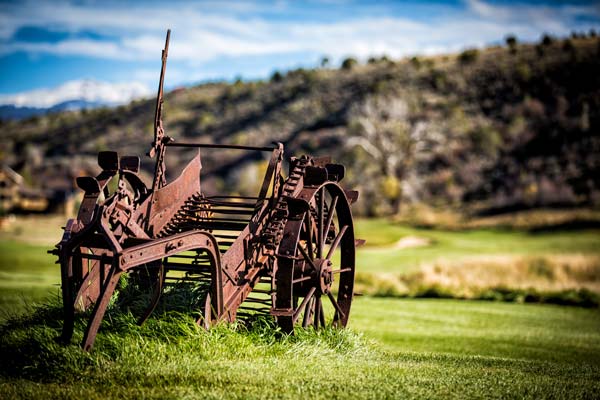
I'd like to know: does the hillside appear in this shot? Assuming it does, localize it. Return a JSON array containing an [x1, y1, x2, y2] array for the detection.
[[1, 34, 599, 217]]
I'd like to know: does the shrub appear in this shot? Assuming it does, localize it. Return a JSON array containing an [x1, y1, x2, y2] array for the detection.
[[505, 35, 517, 47], [430, 69, 447, 90], [458, 48, 479, 64], [341, 57, 358, 70], [516, 63, 532, 82], [505, 35, 518, 54], [562, 39, 575, 53], [541, 34, 554, 46], [410, 56, 421, 69], [535, 44, 545, 57], [469, 125, 502, 156], [270, 71, 283, 82]]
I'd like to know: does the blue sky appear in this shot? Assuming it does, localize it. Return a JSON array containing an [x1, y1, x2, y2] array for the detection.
[[0, 0, 599, 107]]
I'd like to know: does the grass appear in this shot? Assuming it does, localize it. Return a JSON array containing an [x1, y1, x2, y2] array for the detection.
[[0, 298, 599, 399], [0, 240, 60, 317], [1, 217, 600, 315], [1, 215, 600, 397]]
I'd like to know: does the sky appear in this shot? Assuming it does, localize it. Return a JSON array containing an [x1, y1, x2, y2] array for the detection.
[[0, 0, 599, 107]]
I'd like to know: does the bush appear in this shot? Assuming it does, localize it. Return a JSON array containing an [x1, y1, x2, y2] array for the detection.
[[469, 125, 502, 156], [563, 39, 575, 53], [505, 35, 518, 54], [270, 71, 283, 82], [505, 35, 517, 47], [535, 44, 545, 57], [341, 57, 358, 70], [430, 69, 447, 90], [410, 56, 421, 69], [458, 48, 479, 64], [541, 34, 554, 46]]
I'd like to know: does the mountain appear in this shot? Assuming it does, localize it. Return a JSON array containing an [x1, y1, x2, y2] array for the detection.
[[0, 79, 151, 120], [0, 100, 108, 120], [1, 34, 599, 217]]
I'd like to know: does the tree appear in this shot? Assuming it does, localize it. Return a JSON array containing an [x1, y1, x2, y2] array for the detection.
[[505, 35, 518, 54], [458, 49, 479, 64], [346, 95, 431, 214], [270, 71, 283, 82], [341, 57, 358, 70], [541, 34, 553, 46]]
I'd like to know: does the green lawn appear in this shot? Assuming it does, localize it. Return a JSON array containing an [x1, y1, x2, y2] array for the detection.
[[0, 240, 60, 317], [1, 298, 599, 399], [1, 219, 600, 398]]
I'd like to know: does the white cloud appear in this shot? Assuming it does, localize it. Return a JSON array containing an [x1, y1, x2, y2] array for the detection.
[[0, 79, 151, 108], [1, 0, 599, 86]]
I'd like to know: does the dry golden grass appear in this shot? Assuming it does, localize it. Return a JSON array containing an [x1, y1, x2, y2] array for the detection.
[[355, 254, 600, 305], [416, 254, 600, 296]]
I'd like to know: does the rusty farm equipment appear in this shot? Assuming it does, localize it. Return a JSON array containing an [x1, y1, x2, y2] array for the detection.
[[52, 30, 361, 351]]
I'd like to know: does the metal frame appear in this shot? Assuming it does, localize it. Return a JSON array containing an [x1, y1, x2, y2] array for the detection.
[[51, 30, 361, 350]]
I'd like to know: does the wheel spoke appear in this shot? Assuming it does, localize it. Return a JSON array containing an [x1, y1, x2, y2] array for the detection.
[[292, 275, 312, 284], [298, 244, 318, 271], [322, 195, 338, 247], [325, 225, 348, 260], [317, 188, 325, 259], [332, 267, 352, 274], [292, 287, 316, 324], [327, 291, 346, 320], [319, 300, 326, 327], [304, 211, 314, 260], [302, 295, 315, 328], [314, 296, 321, 328]]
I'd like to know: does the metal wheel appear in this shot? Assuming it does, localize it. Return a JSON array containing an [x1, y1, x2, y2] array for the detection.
[[275, 182, 355, 332]]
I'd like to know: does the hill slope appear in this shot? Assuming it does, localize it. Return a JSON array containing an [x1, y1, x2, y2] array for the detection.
[[2, 35, 599, 216]]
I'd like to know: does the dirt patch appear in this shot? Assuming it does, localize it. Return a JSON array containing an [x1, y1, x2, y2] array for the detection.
[[394, 235, 431, 249]]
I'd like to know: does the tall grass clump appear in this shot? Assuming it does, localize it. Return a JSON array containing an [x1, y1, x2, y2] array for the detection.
[[0, 297, 374, 390]]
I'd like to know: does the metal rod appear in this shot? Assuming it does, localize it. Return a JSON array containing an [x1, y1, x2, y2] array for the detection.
[[206, 195, 263, 200], [323, 195, 339, 245], [292, 287, 316, 324], [318, 188, 324, 258], [305, 212, 314, 260], [298, 245, 318, 271], [292, 275, 312, 284], [167, 142, 275, 152], [326, 225, 348, 261], [332, 267, 352, 274], [327, 291, 346, 320], [319, 300, 326, 327], [314, 297, 321, 328]]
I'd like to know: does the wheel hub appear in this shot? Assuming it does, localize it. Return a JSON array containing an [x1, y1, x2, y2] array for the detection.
[[315, 258, 333, 294]]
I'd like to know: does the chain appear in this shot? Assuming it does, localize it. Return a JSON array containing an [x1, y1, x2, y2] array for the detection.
[[261, 156, 311, 250]]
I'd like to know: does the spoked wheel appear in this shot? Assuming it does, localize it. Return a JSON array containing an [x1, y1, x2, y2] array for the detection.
[[275, 182, 355, 332]]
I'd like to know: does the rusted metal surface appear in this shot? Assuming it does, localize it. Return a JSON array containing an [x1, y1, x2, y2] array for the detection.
[[51, 30, 361, 350]]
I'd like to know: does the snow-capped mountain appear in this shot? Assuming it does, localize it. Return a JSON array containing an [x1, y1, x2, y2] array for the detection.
[[0, 79, 152, 120]]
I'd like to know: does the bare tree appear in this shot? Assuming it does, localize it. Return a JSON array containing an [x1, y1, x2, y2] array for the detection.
[[346, 94, 437, 214]]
